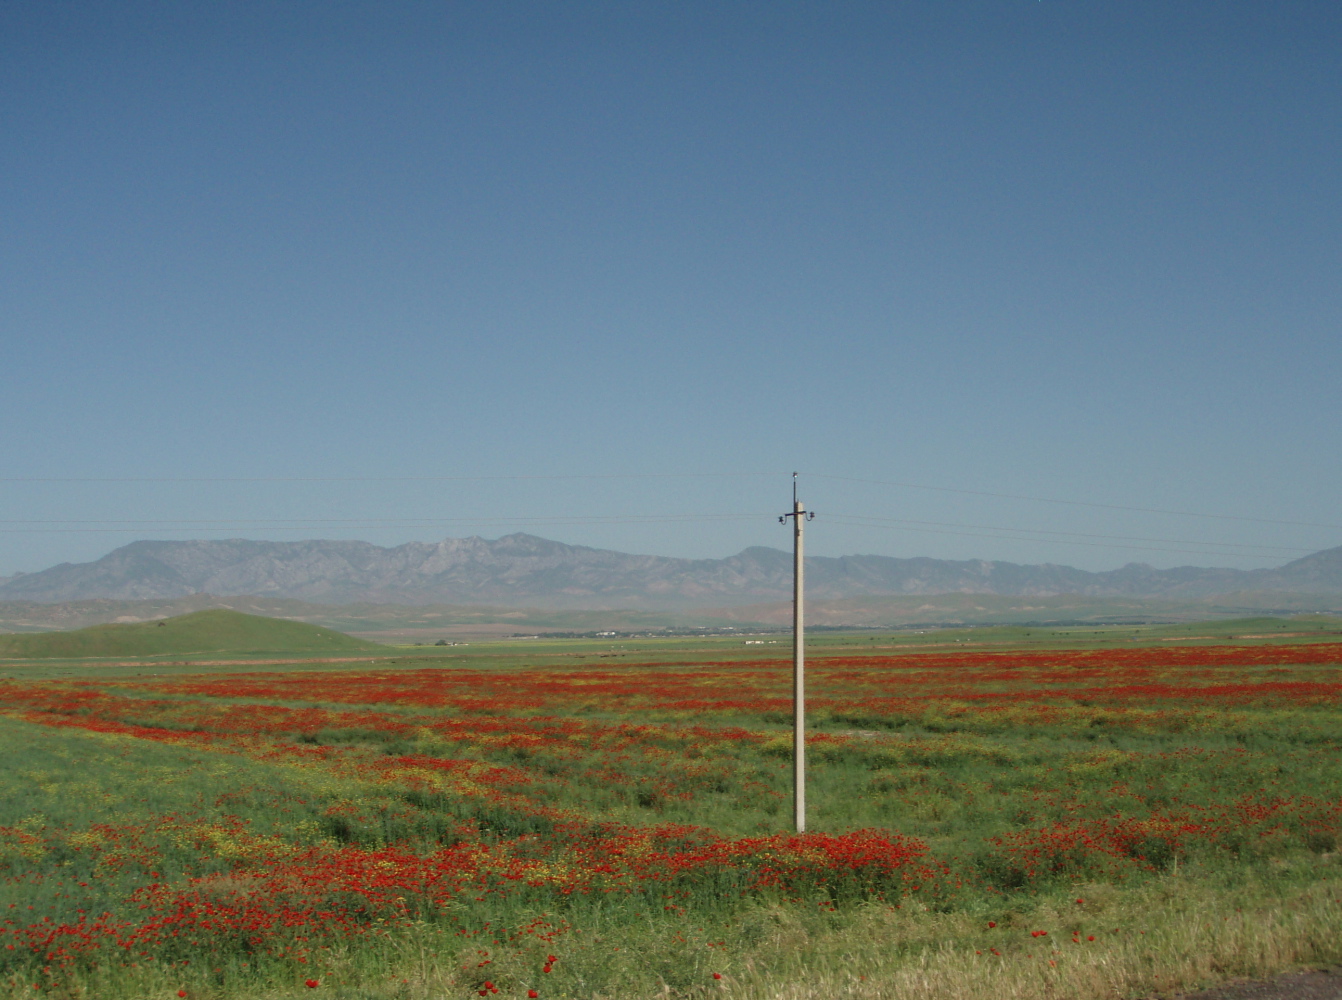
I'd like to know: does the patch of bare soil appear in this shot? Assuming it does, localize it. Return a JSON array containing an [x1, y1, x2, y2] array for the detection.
[[1178, 968, 1342, 1000]]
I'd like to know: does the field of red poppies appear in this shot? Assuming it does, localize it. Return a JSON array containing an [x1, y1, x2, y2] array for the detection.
[[2, 636, 1342, 999]]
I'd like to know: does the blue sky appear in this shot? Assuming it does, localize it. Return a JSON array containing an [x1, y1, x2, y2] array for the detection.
[[2, 1, 1339, 576]]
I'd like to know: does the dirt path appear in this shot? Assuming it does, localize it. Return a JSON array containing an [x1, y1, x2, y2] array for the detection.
[[1181, 968, 1342, 1000]]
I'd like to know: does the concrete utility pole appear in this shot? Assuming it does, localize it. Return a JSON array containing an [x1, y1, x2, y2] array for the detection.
[[780, 473, 814, 833]]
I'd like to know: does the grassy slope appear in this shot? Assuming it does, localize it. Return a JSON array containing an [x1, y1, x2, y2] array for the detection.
[[0, 596, 724, 636], [0, 594, 327, 633], [3, 615, 1337, 682], [5, 592, 1341, 638], [0, 608, 386, 659]]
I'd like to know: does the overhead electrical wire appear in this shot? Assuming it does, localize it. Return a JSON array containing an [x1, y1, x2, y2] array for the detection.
[[822, 514, 1315, 560], [805, 473, 1342, 532], [0, 471, 1332, 560], [0, 473, 777, 484], [0, 510, 1321, 562], [0, 513, 772, 533], [822, 513, 1312, 554], [0, 514, 771, 524], [5, 468, 1334, 531]]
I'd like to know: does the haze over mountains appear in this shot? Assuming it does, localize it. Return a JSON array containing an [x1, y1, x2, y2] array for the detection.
[[2, 534, 1341, 610]]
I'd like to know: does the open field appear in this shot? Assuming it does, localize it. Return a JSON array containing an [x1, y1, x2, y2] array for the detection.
[[0, 599, 726, 641], [698, 593, 1342, 629], [4, 592, 1341, 641], [2, 621, 1342, 998]]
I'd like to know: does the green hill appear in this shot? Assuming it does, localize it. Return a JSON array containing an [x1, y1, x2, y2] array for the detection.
[[0, 609, 386, 660]]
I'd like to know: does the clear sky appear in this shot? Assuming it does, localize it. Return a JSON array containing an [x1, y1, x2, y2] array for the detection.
[[2, 1, 1339, 577]]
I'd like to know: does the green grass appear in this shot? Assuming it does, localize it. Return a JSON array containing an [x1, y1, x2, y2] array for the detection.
[[4, 612, 1339, 680], [2, 627, 1342, 998], [3, 712, 1341, 999], [0, 609, 386, 660], [805, 614, 1342, 650], [0, 612, 1334, 692]]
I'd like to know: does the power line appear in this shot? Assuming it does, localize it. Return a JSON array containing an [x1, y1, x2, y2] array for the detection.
[[0, 511, 1314, 556], [0, 513, 772, 534], [0, 514, 770, 524], [1, 511, 1319, 562], [0, 472, 777, 484], [0, 471, 1332, 560], [823, 515, 1311, 560], [806, 473, 1342, 532], [5, 468, 1331, 532], [823, 512, 1314, 555]]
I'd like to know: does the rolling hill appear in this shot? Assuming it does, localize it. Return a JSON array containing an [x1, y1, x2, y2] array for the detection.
[[0, 609, 387, 659]]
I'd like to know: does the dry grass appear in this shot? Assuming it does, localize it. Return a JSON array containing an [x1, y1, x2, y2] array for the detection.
[[736, 872, 1342, 1000]]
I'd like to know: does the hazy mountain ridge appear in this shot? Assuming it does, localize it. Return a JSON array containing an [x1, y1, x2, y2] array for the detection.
[[1, 534, 1340, 608]]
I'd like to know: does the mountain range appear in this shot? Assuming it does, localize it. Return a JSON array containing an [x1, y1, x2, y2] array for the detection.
[[2, 534, 1340, 609]]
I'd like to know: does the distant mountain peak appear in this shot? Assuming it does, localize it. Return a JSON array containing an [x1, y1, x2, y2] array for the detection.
[[0, 537, 1339, 608]]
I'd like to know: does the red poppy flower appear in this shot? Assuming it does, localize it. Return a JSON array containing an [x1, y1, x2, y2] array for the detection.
[[987, 921, 996, 928], [304, 981, 319, 989], [1087, 936, 1095, 942], [713, 973, 722, 980], [529, 993, 539, 999]]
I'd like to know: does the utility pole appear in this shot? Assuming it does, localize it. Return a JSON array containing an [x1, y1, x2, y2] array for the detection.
[[780, 472, 813, 833]]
